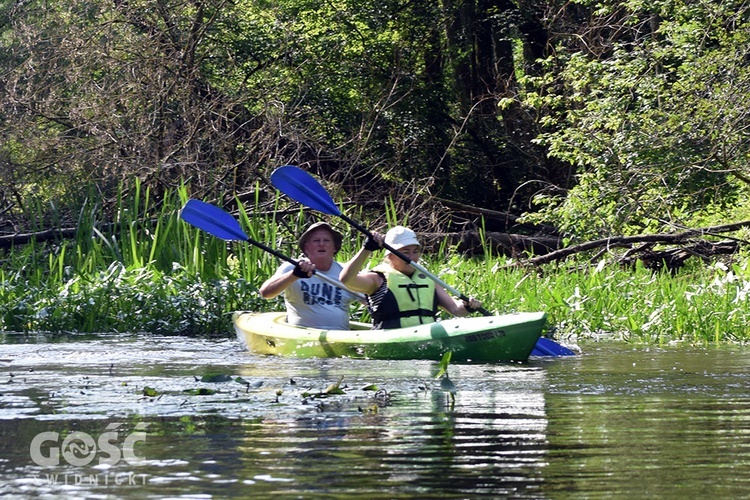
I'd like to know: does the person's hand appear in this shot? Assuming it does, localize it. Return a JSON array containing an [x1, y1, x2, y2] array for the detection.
[[363, 232, 384, 251], [463, 297, 482, 313], [292, 259, 315, 279]]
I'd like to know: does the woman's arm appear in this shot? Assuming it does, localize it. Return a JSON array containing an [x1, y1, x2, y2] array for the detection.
[[436, 286, 482, 317], [338, 247, 381, 294], [339, 233, 385, 294]]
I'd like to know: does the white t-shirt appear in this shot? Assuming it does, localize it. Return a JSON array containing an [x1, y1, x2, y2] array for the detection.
[[274, 260, 358, 330]]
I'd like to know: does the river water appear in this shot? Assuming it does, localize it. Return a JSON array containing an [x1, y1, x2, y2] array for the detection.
[[1, 333, 749, 498]]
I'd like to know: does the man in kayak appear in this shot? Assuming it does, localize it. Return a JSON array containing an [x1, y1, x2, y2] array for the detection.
[[259, 222, 361, 330], [338, 226, 482, 329]]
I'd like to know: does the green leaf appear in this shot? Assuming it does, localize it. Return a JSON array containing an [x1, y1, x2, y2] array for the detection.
[[142, 386, 158, 397], [322, 375, 345, 395], [200, 373, 233, 383], [183, 388, 218, 395], [435, 351, 452, 379]]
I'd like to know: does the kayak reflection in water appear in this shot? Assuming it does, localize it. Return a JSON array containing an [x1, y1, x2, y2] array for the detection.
[[339, 226, 482, 329], [259, 222, 360, 330]]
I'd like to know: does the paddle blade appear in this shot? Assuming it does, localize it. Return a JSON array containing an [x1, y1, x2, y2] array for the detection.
[[271, 165, 341, 216], [531, 337, 576, 356], [179, 199, 249, 242]]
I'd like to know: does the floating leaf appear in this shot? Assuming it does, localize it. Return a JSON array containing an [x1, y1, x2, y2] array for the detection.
[[200, 373, 233, 383], [361, 384, 378, 391], [323, 375, 345, 395], [183, 388, 218, 395], [142, 386, 158, 397]]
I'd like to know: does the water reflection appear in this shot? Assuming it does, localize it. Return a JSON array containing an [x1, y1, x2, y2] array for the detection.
[[0, 334, 552, 497], [2, 335, 750, 498], [245, 366, 550, 497], [542, 346, 750, 498]]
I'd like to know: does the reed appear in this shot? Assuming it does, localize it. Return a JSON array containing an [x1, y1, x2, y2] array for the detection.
[[1, 184, 261, 334], [427, 250, 750, 345], [2, 183, 750, 345]]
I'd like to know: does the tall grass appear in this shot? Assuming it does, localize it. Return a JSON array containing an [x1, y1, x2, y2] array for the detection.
[[2, 182, 750, 344], [0, 183, 264, 334], [432, 251, 750, 345]]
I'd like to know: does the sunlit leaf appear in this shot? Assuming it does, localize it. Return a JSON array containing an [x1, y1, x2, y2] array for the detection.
[[142, 386, 158, 397], [323, 375, 345, 395], [435, 351, 452, 379]]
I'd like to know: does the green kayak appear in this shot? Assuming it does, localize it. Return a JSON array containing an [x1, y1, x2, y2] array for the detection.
[[233, 311, 546, 362]]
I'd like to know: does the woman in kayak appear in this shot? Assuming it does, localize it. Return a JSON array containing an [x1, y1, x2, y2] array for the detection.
[[259, 222, 361, 330], [339, 226, 482, 329]]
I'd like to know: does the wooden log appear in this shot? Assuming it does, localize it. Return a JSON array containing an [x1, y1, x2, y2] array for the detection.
[[0, 228, 79, 248], [516, 221, 750, 266]]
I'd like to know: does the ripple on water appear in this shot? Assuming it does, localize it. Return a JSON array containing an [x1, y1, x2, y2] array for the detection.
[[2, 336, 750, 498]]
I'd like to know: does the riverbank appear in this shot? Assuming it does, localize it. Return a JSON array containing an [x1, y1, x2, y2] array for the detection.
[[2, 190, 749, 343]]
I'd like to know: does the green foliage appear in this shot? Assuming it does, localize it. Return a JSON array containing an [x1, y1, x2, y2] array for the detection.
[[4, 0, 749, 241], [447, 253, 750, 345], [0, 0, 547, 228], [0, 182, 268, 334], [2, 180, 750, 344], [522, 0, 750, 240]]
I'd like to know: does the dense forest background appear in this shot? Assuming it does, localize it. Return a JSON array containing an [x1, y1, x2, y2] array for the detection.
[[2, 0, 750, 248]]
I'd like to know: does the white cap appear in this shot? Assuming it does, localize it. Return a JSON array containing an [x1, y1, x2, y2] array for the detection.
[[384, 226, 420, 254]]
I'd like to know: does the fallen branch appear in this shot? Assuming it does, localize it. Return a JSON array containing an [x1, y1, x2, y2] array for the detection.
[[0, 228, 78, 248], [620, 240, 739, 272], [514, 220, 750, 267]]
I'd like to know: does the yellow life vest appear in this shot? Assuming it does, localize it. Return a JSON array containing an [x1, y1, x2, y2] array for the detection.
[[370, 264, 438, 329]]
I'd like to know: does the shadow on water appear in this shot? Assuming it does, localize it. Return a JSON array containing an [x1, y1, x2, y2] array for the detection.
[[1, 333, 750, 498]]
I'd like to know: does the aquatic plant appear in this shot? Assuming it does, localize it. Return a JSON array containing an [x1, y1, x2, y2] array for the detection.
[[431, 251, 750, 345], [2, 181, 750, 345]]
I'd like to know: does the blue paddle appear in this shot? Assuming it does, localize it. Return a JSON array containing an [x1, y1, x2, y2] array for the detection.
[[179, 199, 365, 300], [270, 165, 575, 356]]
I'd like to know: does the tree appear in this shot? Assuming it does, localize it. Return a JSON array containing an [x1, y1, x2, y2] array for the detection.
[[0, 0, 291, 225], [521, 0, 750, 241]]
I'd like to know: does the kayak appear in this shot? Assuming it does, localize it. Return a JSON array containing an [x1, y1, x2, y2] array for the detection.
[[233, 311, 546, 362]]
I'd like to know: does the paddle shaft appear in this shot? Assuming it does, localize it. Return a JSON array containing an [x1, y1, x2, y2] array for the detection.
[[338, 212, 492, 316]]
